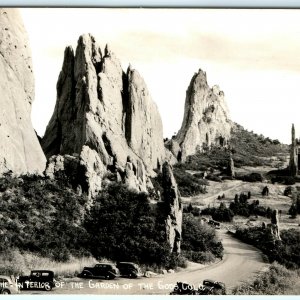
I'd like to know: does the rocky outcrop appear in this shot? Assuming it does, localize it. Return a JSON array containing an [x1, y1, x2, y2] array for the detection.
[[0, 8, 46, 175], [42, 34, 165, 195], [227, 151, 235, 177], [169, 69, 231, 162], [267, 209, 281, 241], [289, 123, 298, 176], [162, 162, 182, 253]]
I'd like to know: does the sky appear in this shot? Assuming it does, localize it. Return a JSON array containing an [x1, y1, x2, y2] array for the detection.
[[20, 8, 300, 144]]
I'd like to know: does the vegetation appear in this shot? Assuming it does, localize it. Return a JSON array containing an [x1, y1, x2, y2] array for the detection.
[[201, 202, 234, 222], [181, 213, 223, 263], [177, 123, 287, 172], [0, 250, 96, 277], [235, 227, 300, 269], [229, 195, 272, 218], [172, 166, 208, 197], [178, 146, 230, 171], [233, 262, 300, 295], [288, 190, 300, 218], [230, 123, 288, 168], [84, 182, 181, 268], [0, 173, 89, 262], [201, 193, 272, 221]]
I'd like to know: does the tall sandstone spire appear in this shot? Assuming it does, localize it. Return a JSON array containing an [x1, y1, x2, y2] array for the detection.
[[0, 8, 46, 175], [167, 69, 231, 162], [289, 123, 298, 176], [42, 34, 166, 197]]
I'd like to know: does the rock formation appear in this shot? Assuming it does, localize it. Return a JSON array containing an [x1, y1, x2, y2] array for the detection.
[[42, 34, 165, 196], [162, 162, 182, 253], [268, 209, 281, 240], [168, 69, 231, 162], [0, 8, 46, 175], [226, 151, 235, 177], [289, 123, 298, 176]]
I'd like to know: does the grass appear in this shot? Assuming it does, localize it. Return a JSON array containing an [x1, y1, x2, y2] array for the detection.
[[0, 249, 97, 277], [232, 262, 300, 295]]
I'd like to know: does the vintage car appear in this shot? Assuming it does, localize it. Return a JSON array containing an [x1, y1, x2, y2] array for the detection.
[[0, 275, 19, 294], [170, 280, 226, 295], [18, 270, 55, 291], [116, 262, 142, 278], [170, 282, 197, 295], [79, 263, 118, 279], [199, 279, 226, 295]]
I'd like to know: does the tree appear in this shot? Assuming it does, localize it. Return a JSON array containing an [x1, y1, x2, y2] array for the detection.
[[289, 204, 297, 219]]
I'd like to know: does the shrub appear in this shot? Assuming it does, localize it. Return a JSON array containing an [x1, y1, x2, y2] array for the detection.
[[233, 262, 300, 295], [181, 214, 223, 262], [0, 174, 89, 261], [84, 182, 182, 268], [235, 227, 300, 269], [183, 203, 200, 216], [236, 173, 263, 182], [284, 186, 292, 196], [289, 204, 297, 218], [201, 204, 234, 222], [172, 167, 208, 197]]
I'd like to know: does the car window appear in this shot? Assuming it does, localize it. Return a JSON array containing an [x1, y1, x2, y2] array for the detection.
[[96, 264, 105, 268], [41, 273, 50, 276], [0, 278, 8, 287]]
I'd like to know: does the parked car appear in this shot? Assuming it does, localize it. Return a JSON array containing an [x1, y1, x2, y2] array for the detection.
[[18, 270, 55, 291], [170, 282, 197, 295], [170, 280, 226, 295], [116, 262, 141, 278], [199, 279, 226, 295], [208, 219, 221, 229], [0, 275, 19, 294], [79, 263, 118, 279]]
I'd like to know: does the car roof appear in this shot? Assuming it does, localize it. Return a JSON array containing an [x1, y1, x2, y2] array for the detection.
[[31, 270, 54, 273], [0, 275, 13, 280], [96, 263, 115, 266]]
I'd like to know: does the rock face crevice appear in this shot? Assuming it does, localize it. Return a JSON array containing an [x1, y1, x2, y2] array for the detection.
[[42, 34, 166, 197], [167, 69, 232, 162], [0, 8, 46, 175]]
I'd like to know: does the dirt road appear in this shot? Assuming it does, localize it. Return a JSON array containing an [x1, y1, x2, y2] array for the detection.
[[22, 230, 268, 295]]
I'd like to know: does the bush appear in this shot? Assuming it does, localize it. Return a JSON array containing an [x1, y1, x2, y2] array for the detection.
[[236, 173, 263, 182], [201, 203, 234, 222], [284, 186, 292, 196], [235, 227, 300, 269], [0, 174, 89, 261], [233, 262, 300, 295], [84, 182, 183, 268], [230, 123, 288, 168], [181, 214, 223, 262], [183, 203, 200, 216], [172, 167, 208, 197]]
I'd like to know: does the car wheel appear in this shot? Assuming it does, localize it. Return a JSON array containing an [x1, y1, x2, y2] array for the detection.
[[44, 283, 52, 291], [1, 289, 11, 295], [82, 271, 89, 278]]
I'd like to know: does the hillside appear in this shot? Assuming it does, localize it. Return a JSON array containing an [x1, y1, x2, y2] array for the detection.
[[177, 123, 288, 172]]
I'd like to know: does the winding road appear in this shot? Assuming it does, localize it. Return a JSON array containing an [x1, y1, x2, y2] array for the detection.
[[23, 230, 268, 295]]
